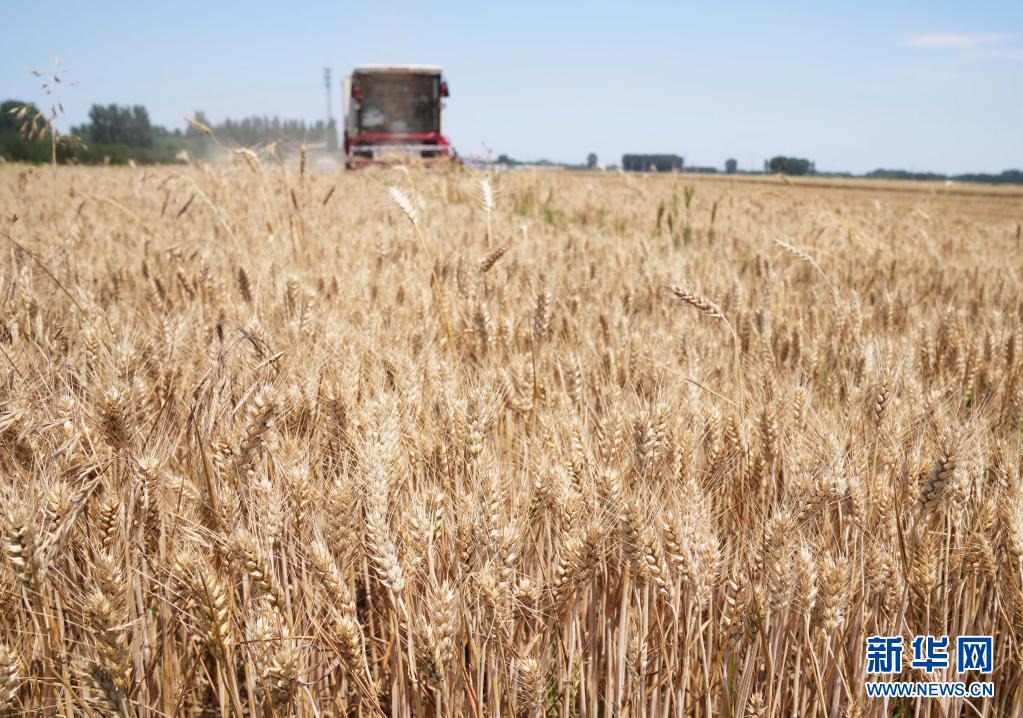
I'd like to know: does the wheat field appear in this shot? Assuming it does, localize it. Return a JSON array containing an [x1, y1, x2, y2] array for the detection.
[[0, 159, 1021, 717]]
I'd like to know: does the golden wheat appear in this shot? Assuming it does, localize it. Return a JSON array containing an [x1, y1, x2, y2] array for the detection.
[[0, 159, 1020, 717]]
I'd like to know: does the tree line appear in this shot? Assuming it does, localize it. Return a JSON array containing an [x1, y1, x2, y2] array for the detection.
[[187, 112, 337, 149], [866, 168, 1023, 185], [617, 152, 1022, 184], [2, 100, 337, 165], [619, 155, 814, 175]]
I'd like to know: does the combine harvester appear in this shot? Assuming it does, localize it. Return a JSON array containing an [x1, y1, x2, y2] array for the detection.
[[343, 64, 455, 168]]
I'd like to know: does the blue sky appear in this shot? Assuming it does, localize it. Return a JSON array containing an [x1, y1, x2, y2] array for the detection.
[[3, 1, 1021, 173]]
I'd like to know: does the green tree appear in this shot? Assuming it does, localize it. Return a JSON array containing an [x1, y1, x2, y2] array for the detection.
[[0, 100, 34, 133], [767, 156, 814, 176], [78, 104, 154, 148], [0, 100, 51, 162], [587, 152, 598, 169], [622, 154, 683, 172], [725, 158, 738, 174]]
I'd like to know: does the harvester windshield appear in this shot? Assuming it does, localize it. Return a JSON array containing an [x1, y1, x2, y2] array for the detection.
[[356, 72, 440, 135]]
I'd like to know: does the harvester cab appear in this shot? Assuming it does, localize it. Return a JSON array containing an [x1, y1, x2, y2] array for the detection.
[[343, 64, 454, 168]]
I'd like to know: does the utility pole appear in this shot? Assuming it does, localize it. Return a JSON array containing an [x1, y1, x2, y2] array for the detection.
[[323, 67, 332, 123], [324, 67, 337, 150]]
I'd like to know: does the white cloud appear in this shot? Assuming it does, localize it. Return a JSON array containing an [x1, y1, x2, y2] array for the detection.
[[903, 33, 1007, 49], [977, 48, 1023, 61]]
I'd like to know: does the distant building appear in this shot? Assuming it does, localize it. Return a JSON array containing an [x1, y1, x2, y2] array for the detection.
[[622, 154, 683, 172]]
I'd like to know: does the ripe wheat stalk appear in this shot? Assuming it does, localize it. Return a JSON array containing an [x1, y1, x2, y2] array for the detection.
[[0, 158, 1020, 717]]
